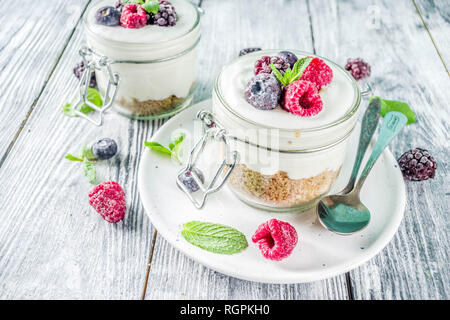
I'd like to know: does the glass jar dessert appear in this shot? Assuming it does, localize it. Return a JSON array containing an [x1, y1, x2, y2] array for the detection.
[[80, 0, 201, 121], [178, 50, 361, 212]]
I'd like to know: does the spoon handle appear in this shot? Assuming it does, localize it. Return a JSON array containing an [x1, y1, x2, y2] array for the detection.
[[354, 111, 408, 191], [342, 98, 381, 194]]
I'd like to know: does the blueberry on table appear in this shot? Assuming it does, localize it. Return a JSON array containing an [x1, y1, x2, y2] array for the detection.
[[95, 6, 121, 26], [92, 138, 118, 160], [180, 168, 205, 193]]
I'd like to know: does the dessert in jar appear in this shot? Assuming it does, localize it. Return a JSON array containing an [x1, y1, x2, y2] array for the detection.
[[195, 49, 361, 212], [83, 0, 201, 119]]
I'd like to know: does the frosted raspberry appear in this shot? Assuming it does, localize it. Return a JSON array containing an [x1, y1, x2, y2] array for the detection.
[[252, 219, 298, 261], [345, 58, 371, 81], [89, 181, 126, 223], [300, 57, 333, 90], [282, 80, 323, 117], [254, 56, 289, 75], [120, 4, 147, 29]]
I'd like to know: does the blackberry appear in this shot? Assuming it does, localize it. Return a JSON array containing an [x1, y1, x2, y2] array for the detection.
[[398, 148, 436, 181], [73, 61, 97, 88], [244, 73, 282, 110], [239, 47, 262, 57], [345, 58, 371, 81], [254, 55, 289, 75], [149, 0, 177, 26], [95, 6, 121, 26], [276, 51, 298, 69], [92, 138, 118, 160], [180, 168, 204, 192], [115, 0, 123, 12]]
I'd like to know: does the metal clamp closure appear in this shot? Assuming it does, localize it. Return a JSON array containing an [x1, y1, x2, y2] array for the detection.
[[176, 110, 239, 209], [73, 46, 120, 126]]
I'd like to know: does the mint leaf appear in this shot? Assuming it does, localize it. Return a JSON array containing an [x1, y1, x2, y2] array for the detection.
[[289, 57, 312, 83], [63, 88, 103, 117], [181, 221, 248, 254], [83, 159, 96, 184], [370, 96, 416, 125], [123, 0, 144, 4], [142, 0, 160, 14], [144, 141, 172, 155], [65, 153, 83, 162], [270, 63, 287, 86]]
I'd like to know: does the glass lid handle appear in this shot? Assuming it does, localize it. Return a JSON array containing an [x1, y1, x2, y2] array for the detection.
[[176, 110, 240, 209], [72, 46, 120, 126]]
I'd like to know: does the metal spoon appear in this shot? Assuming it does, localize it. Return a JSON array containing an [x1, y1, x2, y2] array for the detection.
[[317, 111, 408, 235]]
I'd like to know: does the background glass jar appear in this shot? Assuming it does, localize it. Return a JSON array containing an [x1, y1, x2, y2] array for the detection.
[[186, 50, 362, 212], [82, 0, 201, 121]]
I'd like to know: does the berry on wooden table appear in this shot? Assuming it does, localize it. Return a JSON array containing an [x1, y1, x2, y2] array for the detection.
[[92, 138, 118, 160], [345, 58, 371, 81], [89, 181, 126, 223], [398, 148, 436, 181]]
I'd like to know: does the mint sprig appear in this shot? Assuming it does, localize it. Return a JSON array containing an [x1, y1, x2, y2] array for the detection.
[[181, 221, 248, 254], [142, 0, 160, 14], [145, 132, 186, 164], [65, 145, 98, 184], [271, 57, 313, 86], [369, 96, 416, 125], [122, 0, 144, 4], [63, 88, 103, 118]]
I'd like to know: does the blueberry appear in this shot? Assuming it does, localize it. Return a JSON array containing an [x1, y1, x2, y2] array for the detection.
[[95, 6, 121, 26], [92, 138, 118, 160], [179, 168, 204, 193], [276, 51, 298, 69], [244, 73, 282, 110]]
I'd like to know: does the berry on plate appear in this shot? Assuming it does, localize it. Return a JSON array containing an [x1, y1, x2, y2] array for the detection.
[[252, 219, 298, 261], [92, 138, 118, 160], [276, 51, 298, 69], [244, 73, 282, 110], [282, 80, 323, 117], [89, 181, 126, 223], [179, 168, 205, 193], [239, 47, 262, 56], [398, 148, 436, 181], [300, 57, 333, 90], [345, 58, 371, 81], [95, 6, 121, 26], [254, 56, 289, 75], [120, 3, 147, 28]]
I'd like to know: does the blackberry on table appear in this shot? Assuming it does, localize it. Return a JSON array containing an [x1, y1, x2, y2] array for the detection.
[[239, 47, 262, 56], [244, 73, 282, 110], [398, 148, 436, 181], [345, 58, 371, 81], [73, 61, 97, 88]]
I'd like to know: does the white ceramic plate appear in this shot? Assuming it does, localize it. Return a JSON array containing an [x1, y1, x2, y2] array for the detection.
[[138, 100, 406, 283]]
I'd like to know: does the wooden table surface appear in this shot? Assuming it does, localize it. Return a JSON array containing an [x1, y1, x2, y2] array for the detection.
[[0, 0, 448, 300]]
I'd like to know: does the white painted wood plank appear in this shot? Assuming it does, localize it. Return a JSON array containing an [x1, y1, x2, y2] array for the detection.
[[144, 0, 349, 300], [0, 0, 90, 164], [414, 0, 450, 70], [308, 0, 449, 299], [0, 22, 156, 299]]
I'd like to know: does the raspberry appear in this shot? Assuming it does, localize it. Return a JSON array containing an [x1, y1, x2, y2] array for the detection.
[[89, 181, 126, 223], [276, 51, 298, 69], [148, 0, 177, 26], [398, 148, 436, 181], [254, 56, 289, 75], [239, 47, 262, 56], [345, 58, 371, 81], [244, 73, 282, 110], [120, 4, 147, 29], [73, 61, 96, 87], [300, 57, 333, 90], [252, 219, 298, 261], [282, 80, 323, 117], [95, 6, 121, 26], [179, 168, 205, 193]]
